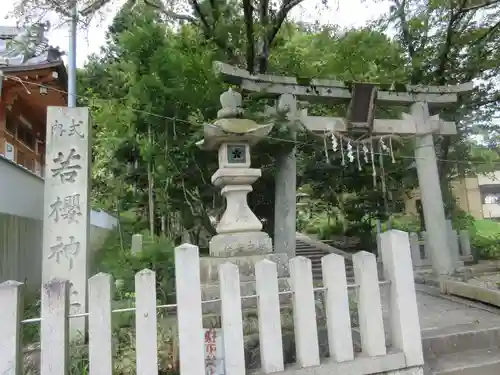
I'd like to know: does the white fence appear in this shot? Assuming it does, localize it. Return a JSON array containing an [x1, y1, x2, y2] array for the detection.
[[408, 227, 472, 268], [0, 230, 423, 375]]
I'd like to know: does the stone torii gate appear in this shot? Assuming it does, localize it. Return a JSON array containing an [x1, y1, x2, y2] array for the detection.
[[214, 61, 473, 276]]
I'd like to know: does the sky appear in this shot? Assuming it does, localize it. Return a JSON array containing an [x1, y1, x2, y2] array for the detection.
[[0, 0, 390, 68]]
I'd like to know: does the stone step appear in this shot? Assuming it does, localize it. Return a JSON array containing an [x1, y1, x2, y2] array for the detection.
[[296, 254, 326, 260], [296, 249, 326, 255], [422, 325, 500, 359], [425, 347, 500, 375]]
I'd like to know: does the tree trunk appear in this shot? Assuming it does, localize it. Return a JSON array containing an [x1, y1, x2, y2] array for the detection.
[[148, 124, 155, 237]]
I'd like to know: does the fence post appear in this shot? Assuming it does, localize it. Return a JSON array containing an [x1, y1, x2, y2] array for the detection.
[[352, 251, 386, 357], [256, 259, 284, 373], [380, 230, 424, 367], [175, 243, 205, 375], [290, 256, 320, 368], [0, 281, 24, 375], [322, 254, 354, 362], [41, 279, 69, 375], [219, 262, 245, 374], [135, 269, 158, 375], [89, 273, 113, 375]]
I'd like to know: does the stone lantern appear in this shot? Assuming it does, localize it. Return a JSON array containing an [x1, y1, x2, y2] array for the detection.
[[198, 88, 274, 256], [197, 89, 290, 316]]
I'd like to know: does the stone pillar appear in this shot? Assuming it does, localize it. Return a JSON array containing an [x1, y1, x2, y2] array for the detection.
[[273, 94, 298, 258], [274, 148, 297, 257], [412, 102, 454, 276], [42, 107, 91, 338]]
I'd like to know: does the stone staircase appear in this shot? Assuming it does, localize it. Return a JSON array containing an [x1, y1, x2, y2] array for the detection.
[[422, 326, 500, 375], [417, 285, 500, 375], [295, 237, 353, 281]]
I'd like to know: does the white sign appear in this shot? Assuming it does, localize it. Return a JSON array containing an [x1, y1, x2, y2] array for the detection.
[[4, 142, 14, 160], [204, 328, 224, 375]]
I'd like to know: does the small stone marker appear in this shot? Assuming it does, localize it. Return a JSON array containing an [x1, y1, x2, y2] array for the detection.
[[131, 234, 143, 255], [459, 230, 472, 258], [409, 232, 422, 267], [42, 107, 91, 338], [204, 328, 224, 375], [446, 220, 461, 266]]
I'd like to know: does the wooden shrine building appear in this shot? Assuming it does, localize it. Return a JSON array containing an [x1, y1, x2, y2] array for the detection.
[[0, 24, 67, 176]]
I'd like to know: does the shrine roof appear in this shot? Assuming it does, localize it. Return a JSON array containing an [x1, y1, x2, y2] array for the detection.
[[0, 25, 67, 90], [0, 24, 66, 73]]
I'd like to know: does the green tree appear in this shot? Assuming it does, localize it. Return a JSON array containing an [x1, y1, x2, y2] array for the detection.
[[383, 0, 500, 212]]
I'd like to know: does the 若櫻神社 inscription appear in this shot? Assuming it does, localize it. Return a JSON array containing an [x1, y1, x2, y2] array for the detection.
[[48, 193, 83, 223], [51, 149, 82, 183], [42, 107, 91, 337], [48, 236, 81, 270]]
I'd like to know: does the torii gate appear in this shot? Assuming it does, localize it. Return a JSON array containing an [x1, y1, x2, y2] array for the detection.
[[214, 61, 473, 276]]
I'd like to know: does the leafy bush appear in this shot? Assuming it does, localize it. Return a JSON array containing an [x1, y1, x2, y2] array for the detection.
[[471, 219, 500, 259], [93, 230, 176, 304], [303, 212, 345, 239], [385, 214, 421, 233]]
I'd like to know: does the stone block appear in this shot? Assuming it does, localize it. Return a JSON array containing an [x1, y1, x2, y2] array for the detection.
[[441, 280, 500, 308], [200, 252, 289, 284], [209, 231, 272, 256]]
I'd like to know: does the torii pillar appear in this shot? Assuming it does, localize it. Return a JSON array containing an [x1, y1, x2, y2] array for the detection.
[[272, 94, 300, 259], [411, 102, 454, 275]]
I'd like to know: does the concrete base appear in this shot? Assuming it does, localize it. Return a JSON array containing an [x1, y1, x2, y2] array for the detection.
[[209, 231, 272, 256], [199, 252, 289, 284]]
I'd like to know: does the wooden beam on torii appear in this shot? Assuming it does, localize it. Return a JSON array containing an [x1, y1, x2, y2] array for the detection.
[[213, 61, 474, 276]]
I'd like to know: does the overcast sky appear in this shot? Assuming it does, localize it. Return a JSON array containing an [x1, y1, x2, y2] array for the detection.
[[0, 0, 390, 68]]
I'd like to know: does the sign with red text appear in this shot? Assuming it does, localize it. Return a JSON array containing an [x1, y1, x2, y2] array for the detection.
[[204, 328, 224, 375]]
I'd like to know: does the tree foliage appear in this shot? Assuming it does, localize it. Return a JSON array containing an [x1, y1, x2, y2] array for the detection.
[[13, 0, 500, 241]]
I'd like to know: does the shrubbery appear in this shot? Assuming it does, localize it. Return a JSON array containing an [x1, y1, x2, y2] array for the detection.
[[470, 219, 500, 259], [93, 229, 176, 304]]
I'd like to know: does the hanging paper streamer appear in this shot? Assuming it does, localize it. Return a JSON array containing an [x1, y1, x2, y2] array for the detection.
[[362, 143, 369, 163], [371, 141, 376, 187], [356, 144, 362, 171], [347, 141, 354, 163], [379, 137, 389, 153], [323, 130, 330, 163], [322, 128, 399, 171], [340, 137, 345, 166], [331, 132, 338, 152], [379, 142, 387, 194], [389, 137, 396, 163]]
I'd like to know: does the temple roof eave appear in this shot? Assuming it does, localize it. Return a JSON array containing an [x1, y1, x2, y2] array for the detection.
[[1, 60, 67, 86]]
